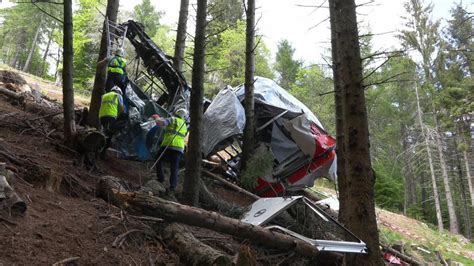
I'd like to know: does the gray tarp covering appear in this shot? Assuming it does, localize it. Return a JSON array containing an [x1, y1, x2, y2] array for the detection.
[[202, 87, 245, 156], [234, 77, 323, 129]]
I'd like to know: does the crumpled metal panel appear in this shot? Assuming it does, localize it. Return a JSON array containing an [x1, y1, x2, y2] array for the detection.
[[241, 196, 303, 226], [241, 196, 368, 254]]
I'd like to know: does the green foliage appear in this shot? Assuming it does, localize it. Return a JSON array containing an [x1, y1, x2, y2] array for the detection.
[[407, 205, 424, 220], [206, 21, 274, 93], [152, 24, 175, 55], [289, 65, 335, 134], [239, 146, 275, 190], [133, 0, 163, 38], [72, 0, 101, 90], [207, 0, 244, 47], [373, 161, 404, 211], [274, 39, 302, 89], [0, 2, 61, 76]]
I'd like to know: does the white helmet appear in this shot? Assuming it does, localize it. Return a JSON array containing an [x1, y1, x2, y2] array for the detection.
[[115, 47, 125, 57], [175, 108, 188, 118], [111, 86, 122, 95]]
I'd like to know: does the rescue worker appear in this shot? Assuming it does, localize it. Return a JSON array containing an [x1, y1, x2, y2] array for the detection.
[[99, 86, 125, 157], [152, 108, 188, 193], [105, 48, 128, 94]]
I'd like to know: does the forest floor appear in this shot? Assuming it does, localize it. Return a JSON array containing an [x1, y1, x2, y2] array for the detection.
[[0, 67, 473, 265]]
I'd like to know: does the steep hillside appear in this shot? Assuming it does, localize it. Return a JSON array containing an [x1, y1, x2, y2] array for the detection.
[[1, 67, 473, 265]]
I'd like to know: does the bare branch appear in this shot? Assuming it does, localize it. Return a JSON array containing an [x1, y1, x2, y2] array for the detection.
[[363, 72, 411, 88], [31, 2, 64, 24], [309, 16, 330, 30]]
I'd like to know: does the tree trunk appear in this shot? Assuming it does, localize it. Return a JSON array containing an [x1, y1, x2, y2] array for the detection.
[[62, 0, 76, 144], [173, 0, 189, 72], [115, 191, 320, 258], [54, 46, 61, 85], [41, 29, 54, 77], [11, 48, 21, 69], [88, 0, 120, 128], [432, 112, 459, 234], [183, 0, 207, 206], [453, 134, 472, 239], [459, 123, 474, 207], [22, 16, 43, 73], [329, 0, 382, 264], [414, 84, 444, 231], [241, 0, 256, 171], [401, 124, 417, 212], [329, 0, 346, 219]]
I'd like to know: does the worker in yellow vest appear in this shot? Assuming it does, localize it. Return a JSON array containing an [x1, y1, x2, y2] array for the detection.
[[105, 48, 128, 94], [99, 86, 125, 157], [152, 108, 188, 193]]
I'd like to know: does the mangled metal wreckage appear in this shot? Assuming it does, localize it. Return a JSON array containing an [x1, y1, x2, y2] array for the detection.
[[105, 19, 366, 255], [202, 77, 337, 197]]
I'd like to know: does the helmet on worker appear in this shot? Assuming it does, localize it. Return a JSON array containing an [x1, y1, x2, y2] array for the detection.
[[111, 86, 122, 95], [174, 108, 188, 119], [115, 47, 125, 57]]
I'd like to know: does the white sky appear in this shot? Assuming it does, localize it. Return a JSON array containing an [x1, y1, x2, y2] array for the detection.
[[1, 0, 472, 65], [121, 0, 471, 65]]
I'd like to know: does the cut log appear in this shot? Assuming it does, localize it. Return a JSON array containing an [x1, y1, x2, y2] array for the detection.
[[0, 86, 24, 102], [115, 191, 320, 258], [96, 176, 130, 207], [202, 169, 260, 200], [75, 128, 106, 153], [162, 223, 232, 265]]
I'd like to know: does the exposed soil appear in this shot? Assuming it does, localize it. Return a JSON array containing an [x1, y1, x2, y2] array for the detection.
[[0, 91, 177, 265]]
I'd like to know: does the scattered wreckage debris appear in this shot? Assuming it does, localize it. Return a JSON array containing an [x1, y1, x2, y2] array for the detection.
[[98, 176, 322, 258], [241, 196, 367, 254], [100, 20, 373, 262]]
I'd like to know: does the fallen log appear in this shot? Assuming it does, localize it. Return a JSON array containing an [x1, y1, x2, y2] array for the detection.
[[198, 178, 245, 218], [115, 191, 320, 258], [0, 86, 24, 102], [381, 245, 421, 266], [96, 176, 129, 207], [202, 169, 260, 200], [162, 223, 232, 265]]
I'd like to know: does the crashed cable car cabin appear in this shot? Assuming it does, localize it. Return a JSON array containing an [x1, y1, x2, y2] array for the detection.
[[103, 19, 365, 256], [106, 20, 337, 198], [202, 77, 337, 197]]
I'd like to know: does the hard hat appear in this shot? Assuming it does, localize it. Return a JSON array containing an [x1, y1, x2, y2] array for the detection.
[[115, 47, 125, 57], [174, 108, 188, 118], [111, 86, 122, 95]]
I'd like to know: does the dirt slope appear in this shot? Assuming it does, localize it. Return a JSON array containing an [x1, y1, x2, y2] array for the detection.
[[0, 88, 181, 264]]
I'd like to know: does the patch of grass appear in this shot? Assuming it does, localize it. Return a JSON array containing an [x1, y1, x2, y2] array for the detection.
[[379, 226, 407, 244], [444, 251, 474, 265]]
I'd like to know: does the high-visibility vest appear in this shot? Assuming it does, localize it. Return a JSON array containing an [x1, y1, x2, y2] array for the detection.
[[161, 117, 187, 150], [99, 91, 120, 118], [108, 56, 127, 75]]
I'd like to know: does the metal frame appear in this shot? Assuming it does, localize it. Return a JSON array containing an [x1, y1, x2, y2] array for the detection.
[[241, 196, 368, 254]]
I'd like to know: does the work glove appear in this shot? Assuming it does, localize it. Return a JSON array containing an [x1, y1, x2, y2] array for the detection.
[[151, 114, 160, 121]]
